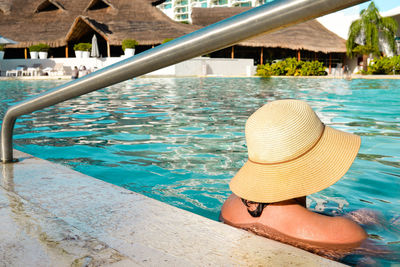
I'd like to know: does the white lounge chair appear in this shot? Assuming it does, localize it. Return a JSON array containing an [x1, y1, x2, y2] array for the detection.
[[41, 63, 64, 76], [17, 65, 28, 76], [63, 65, 72, 76], [6, 69, 18, 77], [42, 67, 53, 75], [6, 65, 27, 77], [26, 63, 43, 76], [49, 63, 65, 76]]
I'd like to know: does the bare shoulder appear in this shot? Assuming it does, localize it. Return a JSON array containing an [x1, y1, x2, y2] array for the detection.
[[220, 194, 258, 226], [320, 215, 368, 246], [220, 194, 367, 248], [260, 202, 367, 247]]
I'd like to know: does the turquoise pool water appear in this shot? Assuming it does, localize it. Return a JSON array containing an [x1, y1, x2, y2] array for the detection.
[[0, 78, 399, 265]]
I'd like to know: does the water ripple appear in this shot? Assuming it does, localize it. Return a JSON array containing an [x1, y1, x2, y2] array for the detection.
[[0, 77, 399, 265]]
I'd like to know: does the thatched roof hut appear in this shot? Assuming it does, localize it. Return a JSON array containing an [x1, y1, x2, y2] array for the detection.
[[1, 2, 347, 62], [0, 0, 12, 15], [0, 0, 198, 51], [191, 7, 347, 54]]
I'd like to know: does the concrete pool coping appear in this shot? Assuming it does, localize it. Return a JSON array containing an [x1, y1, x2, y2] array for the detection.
[[0, 150, 346, 266]]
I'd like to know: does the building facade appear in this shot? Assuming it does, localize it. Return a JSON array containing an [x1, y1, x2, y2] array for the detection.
[[157, 0, 274, 23]]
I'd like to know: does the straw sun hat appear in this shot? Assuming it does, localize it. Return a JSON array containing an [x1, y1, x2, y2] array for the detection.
[[229, 99, 360, 203]]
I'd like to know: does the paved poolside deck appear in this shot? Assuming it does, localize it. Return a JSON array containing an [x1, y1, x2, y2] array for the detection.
[[0, 150, 346, 266]]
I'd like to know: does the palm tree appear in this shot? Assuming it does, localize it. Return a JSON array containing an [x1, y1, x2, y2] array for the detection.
[[346, 2, 398, 72]]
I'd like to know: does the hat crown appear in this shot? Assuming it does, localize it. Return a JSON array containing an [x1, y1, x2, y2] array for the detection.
[[245, 99, 324, 163]]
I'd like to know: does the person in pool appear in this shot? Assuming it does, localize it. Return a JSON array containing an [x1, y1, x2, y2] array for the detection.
[[220, 99, 367, 258]]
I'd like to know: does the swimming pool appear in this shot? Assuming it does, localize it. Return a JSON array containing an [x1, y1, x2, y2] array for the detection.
[[0, 78, 399, 265]]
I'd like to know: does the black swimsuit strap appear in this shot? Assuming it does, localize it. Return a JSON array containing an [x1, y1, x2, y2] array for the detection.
[[241, 198, 269, 217]]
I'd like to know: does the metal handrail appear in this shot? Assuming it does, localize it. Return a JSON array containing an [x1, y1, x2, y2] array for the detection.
[[1, 0, 367, 163]]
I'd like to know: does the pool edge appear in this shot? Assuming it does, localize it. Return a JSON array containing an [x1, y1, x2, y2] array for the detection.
[[0, 149, 346, 266]]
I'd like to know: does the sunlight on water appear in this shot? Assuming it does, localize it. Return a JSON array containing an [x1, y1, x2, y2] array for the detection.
[[0, 77, 399, 265]]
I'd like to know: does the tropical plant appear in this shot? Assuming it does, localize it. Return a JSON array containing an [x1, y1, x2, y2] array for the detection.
[[29, 45, 40, 52], [299, 61, 326, 76], [367, 55, 400, 74], [38, 43, 50, 52], [121, 39, 138, 51], [346, 2, 398, 72], [256, 58, 326, 77], [73, 43, 92, 51], [162, 38, 174, 44], [284, 57, 302, 76], [29, 43, 50, 52], [256, 63, 272, 77]]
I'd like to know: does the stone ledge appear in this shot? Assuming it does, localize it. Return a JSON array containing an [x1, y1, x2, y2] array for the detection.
[[0, 150, 345, 266]]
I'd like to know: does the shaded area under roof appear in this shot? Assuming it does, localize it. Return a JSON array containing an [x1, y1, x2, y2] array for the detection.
[[192, 7, 347, 53], [85, 0, 116, 11], [34, 0, 66, 13]]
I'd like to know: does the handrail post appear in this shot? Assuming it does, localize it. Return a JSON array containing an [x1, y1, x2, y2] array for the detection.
[[0, 0, 368, 163], [1, 112, 16, 162]]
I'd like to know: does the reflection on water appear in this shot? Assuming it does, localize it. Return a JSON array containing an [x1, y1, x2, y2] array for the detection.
[[0, 77, 399, 265]]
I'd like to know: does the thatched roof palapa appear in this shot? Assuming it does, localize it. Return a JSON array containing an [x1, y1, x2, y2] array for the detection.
[[0, 0, 199, 48], [35, 0, 66, 13], [192, 7, 347, 53], [1, 2, 347, 55], [85, 0, 116, 12], [65, 16, 111, 44], [0, 0, 12, 15]]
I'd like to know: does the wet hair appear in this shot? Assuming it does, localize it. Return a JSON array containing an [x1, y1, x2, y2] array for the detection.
[[241, 198, 269, 217]]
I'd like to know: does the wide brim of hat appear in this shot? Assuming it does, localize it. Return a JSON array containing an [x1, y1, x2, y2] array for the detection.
[[229, 126, 361, 203]]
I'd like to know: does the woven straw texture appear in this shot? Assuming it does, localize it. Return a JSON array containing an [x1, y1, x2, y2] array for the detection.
[[191, 7, 347, 53], [0, 0, 198, 48], [230, 100, 361, 203]]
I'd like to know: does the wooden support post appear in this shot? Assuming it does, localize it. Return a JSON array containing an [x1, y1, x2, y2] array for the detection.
[[297, 50, 301, 61], [260, 47, 264, 65], [231, 46, 234, 59], [65, 45, 69, 58], [329, 53, 332, 74], [24, 48, 27, 59], [314, 52, 317, 61], [107, 41, 110, 57]]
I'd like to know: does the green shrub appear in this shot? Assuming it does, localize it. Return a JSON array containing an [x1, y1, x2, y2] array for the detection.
[[73, 43, 92, 51], [284, 57, 303, 76], [29, 43, 50, 52], [299, 61, 326, 76], [38, 43, 50, 52], [162, 38, 174, 44], [256, 64, 272, 77], [368, 56, 400, 74], [271, 60, 287, 75], [256, 58, 327, 77], [122, 39, 138, 51], [393, 56, 400, 74], [29, 45, 40, 52], [0, 45, 4, 51]]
